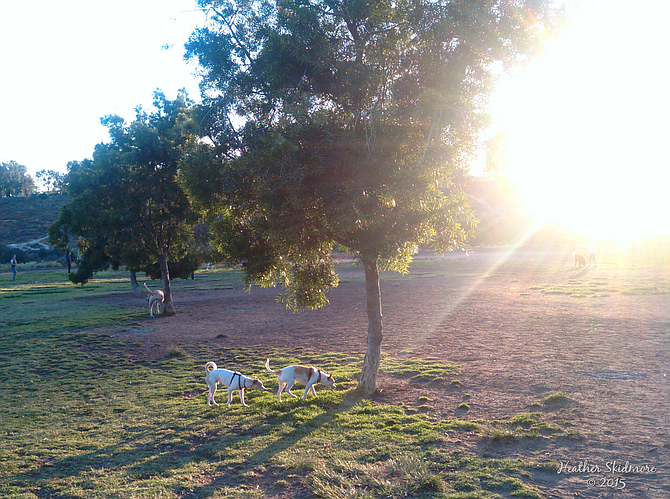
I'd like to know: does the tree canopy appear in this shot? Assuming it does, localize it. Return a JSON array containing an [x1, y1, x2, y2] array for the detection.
[[182, 0, 561, 393], [49, 91, 200, 314], [36, 170, 67, 194], [0, 161, 36, 197]]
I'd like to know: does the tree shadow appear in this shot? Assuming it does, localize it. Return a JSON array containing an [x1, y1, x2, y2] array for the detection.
[[182, 393, 362, 498], [8, 415, 237, 497]]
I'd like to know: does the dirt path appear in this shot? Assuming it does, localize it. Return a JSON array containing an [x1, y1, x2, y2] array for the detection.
[[111, 250, 670, 498]]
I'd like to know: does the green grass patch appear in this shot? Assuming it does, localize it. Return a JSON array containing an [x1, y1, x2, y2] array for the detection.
[[0, 267, 565, 498], [380, 356, 459, 382], [483, 413, 565, 443], [532, 277, 669, 297], [543, 392, 571, 408]]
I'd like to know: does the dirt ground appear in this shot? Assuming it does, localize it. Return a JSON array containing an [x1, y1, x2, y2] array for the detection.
[[114, 249, 670, 498]]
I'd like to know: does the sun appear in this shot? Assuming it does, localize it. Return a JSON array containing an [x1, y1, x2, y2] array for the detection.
[[488, 1, 670, 242]]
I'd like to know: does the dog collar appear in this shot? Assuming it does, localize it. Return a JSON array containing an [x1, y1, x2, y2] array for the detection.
[[308, 368, 321, 384]]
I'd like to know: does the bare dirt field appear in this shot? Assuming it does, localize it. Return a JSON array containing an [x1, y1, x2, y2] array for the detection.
[[114, 248, 670, 498]]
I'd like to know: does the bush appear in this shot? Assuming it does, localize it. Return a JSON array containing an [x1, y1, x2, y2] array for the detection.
[[0, 243, 63, 265], [0, 245, 28, 265]]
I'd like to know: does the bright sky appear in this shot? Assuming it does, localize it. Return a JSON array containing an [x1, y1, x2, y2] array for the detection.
[[2, 1, 668, 241], [0, 0, 204, 179], [489, 0, 670, 240]]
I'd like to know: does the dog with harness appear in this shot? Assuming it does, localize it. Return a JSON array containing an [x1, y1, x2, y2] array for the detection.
[[265, 358, 336, 401], [205, 362, 267, 407]]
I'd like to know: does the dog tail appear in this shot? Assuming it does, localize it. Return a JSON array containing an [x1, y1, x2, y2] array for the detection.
[[265, 358, 277, 374], [205, 361, 217, 373], [144, 282, 151, 292]]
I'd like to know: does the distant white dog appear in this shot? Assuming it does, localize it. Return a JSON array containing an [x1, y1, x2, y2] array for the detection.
[[265, 358, 336, 401], [144, 282, 164, 318], [205, 362, 267, 407]]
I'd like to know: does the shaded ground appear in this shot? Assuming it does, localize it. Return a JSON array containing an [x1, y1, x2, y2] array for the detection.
[[111, 249, 669, 498]]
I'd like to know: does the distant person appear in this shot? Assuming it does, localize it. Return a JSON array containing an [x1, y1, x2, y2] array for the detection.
[[588, 241, 597, 266], [10, 254, 18, 280], [66, 251, 72, 273]]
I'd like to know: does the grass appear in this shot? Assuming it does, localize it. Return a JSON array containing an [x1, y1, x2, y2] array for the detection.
[[380, 357, 459, 382], [484, 413, 564, 443], [531, 277, 670, 297], [543, 392, 570, 407], [0, 267, 570, 498]]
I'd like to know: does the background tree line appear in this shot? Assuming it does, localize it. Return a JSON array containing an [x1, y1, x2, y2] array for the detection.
[[48, 0, 561, 395], [0, 161, 35, 197], [0, 161, 67, 197]]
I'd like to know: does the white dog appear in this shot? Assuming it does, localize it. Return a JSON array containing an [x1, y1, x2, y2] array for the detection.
[[205, 362, 267, 407], [265, 358, 336, 401], [144, 282, 164, 318]]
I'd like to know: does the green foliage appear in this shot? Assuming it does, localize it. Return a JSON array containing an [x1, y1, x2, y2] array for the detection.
[[0, 160, 36, 197], [49, 91, 200, 291], [141, 254, 200, 281], [180, 0, 561, 310], [0, 245, 28, 265], [36, 169, 66, 194]]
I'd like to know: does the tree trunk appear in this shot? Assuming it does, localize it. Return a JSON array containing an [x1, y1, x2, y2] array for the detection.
[[129, 270, 141, 295], [159, 252, 177, 316], [358, 254, 382, 396]]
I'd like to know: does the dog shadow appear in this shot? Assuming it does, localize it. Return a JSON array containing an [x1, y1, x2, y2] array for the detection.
[[181, 392, 362, 498], [567, 267, 592, 278]]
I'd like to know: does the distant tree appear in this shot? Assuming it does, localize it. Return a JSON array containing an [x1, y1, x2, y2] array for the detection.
[[0, 161, 36, 197], [49, 91, 199, 314], [183, 0, 561, 394], [483, 130, 509, 177], [36, 169, 66, 194]]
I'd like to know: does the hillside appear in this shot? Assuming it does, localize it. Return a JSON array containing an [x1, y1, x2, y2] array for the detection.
[[0, 180, 573, 251], [0, 194, 68, 246]]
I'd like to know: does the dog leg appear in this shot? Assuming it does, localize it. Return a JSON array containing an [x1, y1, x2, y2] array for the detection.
[[206, 380, 212, 406], [226, 388, 235, 407], [301, 382, 316, 400], [285, 382, 298, 398], [310, 384, 318, 397], [209, 385, 219, 407], [239, 388, 248, 407], [277, 381, 286, 402]]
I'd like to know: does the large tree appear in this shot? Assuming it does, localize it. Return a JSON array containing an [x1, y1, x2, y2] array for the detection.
[[49, 91, 199, 314], [182, 0, 560, 394], [0, 161, 36, 197]]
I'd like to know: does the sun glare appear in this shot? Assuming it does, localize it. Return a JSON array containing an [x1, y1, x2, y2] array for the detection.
[[489, 1, 670, 242]]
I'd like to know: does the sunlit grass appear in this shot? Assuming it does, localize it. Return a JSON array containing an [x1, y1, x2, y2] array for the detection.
[[0, 264, 578, 498], [530, 277, 669, 297]]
